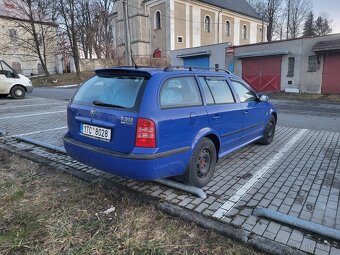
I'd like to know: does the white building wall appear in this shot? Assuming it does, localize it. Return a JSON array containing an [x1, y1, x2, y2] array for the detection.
[[170, 0, 175, 50], [185, 2, 190, 48], [233, 17, 240, 46], [250, 21, 257, 44], [192, 6, 201, 47]]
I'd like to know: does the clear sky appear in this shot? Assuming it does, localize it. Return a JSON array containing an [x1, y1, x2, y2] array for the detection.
[[312, 0, 340, 33]]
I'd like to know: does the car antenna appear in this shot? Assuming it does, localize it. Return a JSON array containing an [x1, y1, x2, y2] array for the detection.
[[119, 38, 138, 69]]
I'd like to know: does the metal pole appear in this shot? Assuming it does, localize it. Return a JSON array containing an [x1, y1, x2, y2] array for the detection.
[[287, 0, 290, 39], [262, 17, 264, 42], [123, 0, 132, 66]]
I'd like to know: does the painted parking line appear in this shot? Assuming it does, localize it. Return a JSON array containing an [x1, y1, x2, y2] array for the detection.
[[0, 126, 68, 139], [0, 102, 67, 109], [0, 97, 45, 101], [56, 84, 79, 88], [213, 129, 308, 219], [0, 110, 66, 120]]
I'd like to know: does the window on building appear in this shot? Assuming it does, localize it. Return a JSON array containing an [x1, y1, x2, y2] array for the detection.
[[177, 36, 183, 43], [204, 15, 211, 33], [154, 10, 162, 30], [225, 20, 231, 36], [9, 29, 17, 42], [242, 25, 247, 39], [12, 61, 22, 73], [288, 57, 295, 77], [308, 55, 318, 72]]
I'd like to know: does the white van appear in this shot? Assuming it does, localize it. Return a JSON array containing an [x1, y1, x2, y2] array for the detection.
[[0, 60, 33, 99]]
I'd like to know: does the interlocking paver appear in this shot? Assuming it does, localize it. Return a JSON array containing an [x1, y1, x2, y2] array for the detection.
[[1, 98, 340, 255], [275, 229, 291, 244]]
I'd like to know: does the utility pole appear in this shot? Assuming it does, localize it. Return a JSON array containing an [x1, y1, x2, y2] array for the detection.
[[262, 16, 264, 42], [286, 0, 291, 39], [123, 0, 132, 66]]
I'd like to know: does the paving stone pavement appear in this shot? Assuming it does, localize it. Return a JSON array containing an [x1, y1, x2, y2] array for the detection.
[[0, 97, 339, 255]]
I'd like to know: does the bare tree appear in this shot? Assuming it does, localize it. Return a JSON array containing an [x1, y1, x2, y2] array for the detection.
[[265, 0, 283, 41], [247, 0, 283, 42], [0, 0, 58, 76], [58, 0, 81, 77], [285, 0, 312, 38], [76, 0, 116, 60]]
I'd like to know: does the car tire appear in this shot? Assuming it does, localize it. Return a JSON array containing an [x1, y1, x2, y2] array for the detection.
[[187, 138, 217, 188], [259, 115, 276, 145], [10, 85, 26, 99]]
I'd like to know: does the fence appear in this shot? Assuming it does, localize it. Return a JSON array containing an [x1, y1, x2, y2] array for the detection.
[[80, 56, 170, 72], [15, 67, 57, 77]]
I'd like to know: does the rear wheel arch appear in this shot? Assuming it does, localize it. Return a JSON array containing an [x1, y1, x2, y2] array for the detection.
[[205, 134, 220, 161]]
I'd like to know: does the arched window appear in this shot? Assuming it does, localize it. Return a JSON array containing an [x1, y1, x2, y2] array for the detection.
[[242, 24, 247, 39], [154, 10, 161, 29], [225, 20, 231, 36], [204, 15, 211, 33]]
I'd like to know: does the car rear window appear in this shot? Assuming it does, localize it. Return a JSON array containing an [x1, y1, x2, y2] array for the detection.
[[73, 75, 146, 109]]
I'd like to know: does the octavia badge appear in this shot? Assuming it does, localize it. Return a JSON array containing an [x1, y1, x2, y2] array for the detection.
[[90, 109, 96, 118]]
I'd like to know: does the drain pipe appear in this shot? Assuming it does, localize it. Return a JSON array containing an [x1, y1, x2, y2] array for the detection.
[[16, 136, 66, 154], [14, 136, 207, 199], [253, 207, 340, 241], [155, 179, 207, 199]]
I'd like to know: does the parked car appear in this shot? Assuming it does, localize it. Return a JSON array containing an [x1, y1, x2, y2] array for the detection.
[[64, 67, 277, 187], [0, 60, 33, 99]]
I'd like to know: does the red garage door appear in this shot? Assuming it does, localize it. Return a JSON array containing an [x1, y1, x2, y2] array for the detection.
[[322, 53, 340, 95], [242, 56, 282, 92]]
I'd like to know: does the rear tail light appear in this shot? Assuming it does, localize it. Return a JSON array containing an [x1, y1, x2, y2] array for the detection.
[[135, 118, 156, 148]]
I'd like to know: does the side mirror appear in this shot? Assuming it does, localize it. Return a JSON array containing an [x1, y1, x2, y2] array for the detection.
[[259, 94, 269, 102]]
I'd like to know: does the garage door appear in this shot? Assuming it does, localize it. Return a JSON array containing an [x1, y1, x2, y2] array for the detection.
[[242, 56, 282, 92], [322, 53, 340, 95], [183, 55, 210, 68]]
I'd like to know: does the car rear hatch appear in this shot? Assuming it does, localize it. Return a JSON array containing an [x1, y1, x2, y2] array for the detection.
[[67, 69, 151, 154]]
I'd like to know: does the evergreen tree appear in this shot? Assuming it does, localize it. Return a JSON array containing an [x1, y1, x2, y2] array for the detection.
[[303, 11, 315, 36], [315, 15, 333, 36]]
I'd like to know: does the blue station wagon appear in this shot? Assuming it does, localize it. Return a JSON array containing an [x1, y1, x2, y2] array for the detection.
[[64, 67, 277, 187]]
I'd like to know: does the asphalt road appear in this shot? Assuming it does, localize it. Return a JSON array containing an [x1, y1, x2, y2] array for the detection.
[[31, 86, 78, 101], [30, 87, 340, 132]]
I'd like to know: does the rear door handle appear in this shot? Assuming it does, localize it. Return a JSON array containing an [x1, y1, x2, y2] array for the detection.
[[212, 114, 220, 121]]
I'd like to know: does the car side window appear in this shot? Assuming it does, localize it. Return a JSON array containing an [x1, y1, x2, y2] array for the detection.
[[198, 77, 214, 104], [160, 76, 202, 109], [231, 80, 257, 103], [199, 77, 235, 104]]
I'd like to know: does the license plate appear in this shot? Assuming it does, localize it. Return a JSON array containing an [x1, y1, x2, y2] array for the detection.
[[80, 124, 111, 141]]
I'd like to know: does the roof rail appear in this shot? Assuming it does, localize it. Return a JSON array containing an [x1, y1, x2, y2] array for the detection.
[[164, 66, 231, 74]]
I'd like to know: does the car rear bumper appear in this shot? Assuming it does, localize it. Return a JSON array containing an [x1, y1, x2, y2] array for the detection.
[[63, 132, 191, 180]]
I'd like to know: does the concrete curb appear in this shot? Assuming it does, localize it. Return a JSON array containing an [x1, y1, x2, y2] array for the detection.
[[0, 142, 307, 255]]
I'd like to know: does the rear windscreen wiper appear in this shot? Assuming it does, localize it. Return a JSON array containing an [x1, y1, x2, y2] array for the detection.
[[93, 100, 126, 108]]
